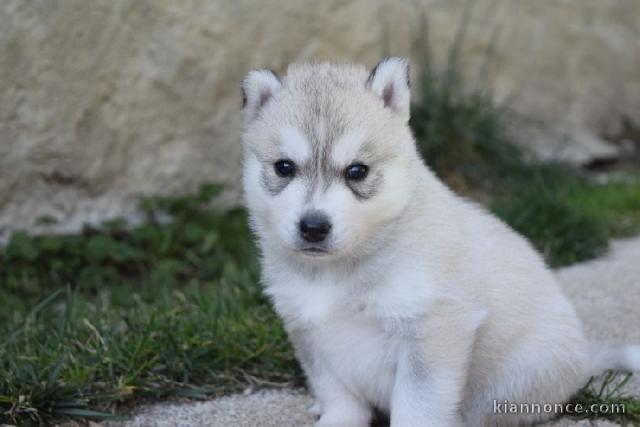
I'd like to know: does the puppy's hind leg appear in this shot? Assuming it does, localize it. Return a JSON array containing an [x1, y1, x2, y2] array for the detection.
[[463, 332, 588, 427]]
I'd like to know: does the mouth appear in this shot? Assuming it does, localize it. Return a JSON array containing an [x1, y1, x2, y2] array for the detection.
[[299, 246, 330, 257]]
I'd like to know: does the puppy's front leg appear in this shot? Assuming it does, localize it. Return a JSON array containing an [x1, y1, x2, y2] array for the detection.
[[311, 370, 371, 427], [289, 328, 371, 427], [390, 300, 483, 427]]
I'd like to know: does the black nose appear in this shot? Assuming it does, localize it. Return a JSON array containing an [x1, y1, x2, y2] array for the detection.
[[299, 213, 332, 243]]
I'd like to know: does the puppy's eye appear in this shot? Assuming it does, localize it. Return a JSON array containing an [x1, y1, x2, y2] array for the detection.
[[345, 163, 368, 181], [274, 159, 295, 177]]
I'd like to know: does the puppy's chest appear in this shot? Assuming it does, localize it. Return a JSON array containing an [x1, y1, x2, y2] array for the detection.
[[265, 265, 432, 408]]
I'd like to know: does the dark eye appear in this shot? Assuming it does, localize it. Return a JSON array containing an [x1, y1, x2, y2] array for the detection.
[[274, 159, 295, 177], [345, 164, 368, 181]]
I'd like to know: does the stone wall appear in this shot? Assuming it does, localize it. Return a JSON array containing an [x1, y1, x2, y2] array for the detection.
[[1, 0, 639, 237]]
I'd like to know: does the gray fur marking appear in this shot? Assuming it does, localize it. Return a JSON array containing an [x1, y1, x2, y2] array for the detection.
[[261, 167, 291, 196], [348, 169, 383, 200]]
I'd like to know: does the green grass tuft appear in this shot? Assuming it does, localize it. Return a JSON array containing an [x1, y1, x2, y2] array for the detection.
[[568, 371, 640, 425]]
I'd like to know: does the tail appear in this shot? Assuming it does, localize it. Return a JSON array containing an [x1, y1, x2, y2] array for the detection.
[[588, 342, 640, 377]]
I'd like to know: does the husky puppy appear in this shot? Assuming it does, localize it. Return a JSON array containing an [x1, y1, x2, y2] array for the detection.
[[240, 58, 639, 427]]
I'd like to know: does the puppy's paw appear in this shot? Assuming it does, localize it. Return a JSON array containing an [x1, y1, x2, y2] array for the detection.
[[313, 397, 371, 427], [315, 412, 370, 427]]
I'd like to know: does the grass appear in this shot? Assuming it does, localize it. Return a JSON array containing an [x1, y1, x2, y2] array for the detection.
[[3, 15, 640, 426], [2, 182, 640, 426], [1, 186, 300, 425], [568, 371, 640, 424]]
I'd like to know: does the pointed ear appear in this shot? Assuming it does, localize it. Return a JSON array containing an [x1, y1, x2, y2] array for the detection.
[[366, 57, 410, 119], [241, 69, 282, 123]]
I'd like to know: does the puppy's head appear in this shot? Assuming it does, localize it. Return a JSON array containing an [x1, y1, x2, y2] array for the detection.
[[242, 58, 419, 261]]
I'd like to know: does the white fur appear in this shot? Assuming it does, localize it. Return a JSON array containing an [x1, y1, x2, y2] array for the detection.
[[280, 126, 311, 163], [241, 59, 639, 427], [589, 343, 640, 375], [330, 129, 366, 166]]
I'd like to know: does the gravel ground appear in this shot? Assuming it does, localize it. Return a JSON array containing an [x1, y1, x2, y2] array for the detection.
[[107, 237, 640, 427]]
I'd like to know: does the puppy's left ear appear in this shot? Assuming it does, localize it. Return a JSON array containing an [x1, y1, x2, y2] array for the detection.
[[366, 57, 410, 119], [241, 69, 282, 124]]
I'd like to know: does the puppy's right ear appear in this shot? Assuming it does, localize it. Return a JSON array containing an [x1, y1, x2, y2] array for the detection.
[[241, 69, 282, 124]]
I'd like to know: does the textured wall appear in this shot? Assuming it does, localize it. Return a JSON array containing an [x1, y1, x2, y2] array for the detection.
[[1, 0, 639, 237]]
